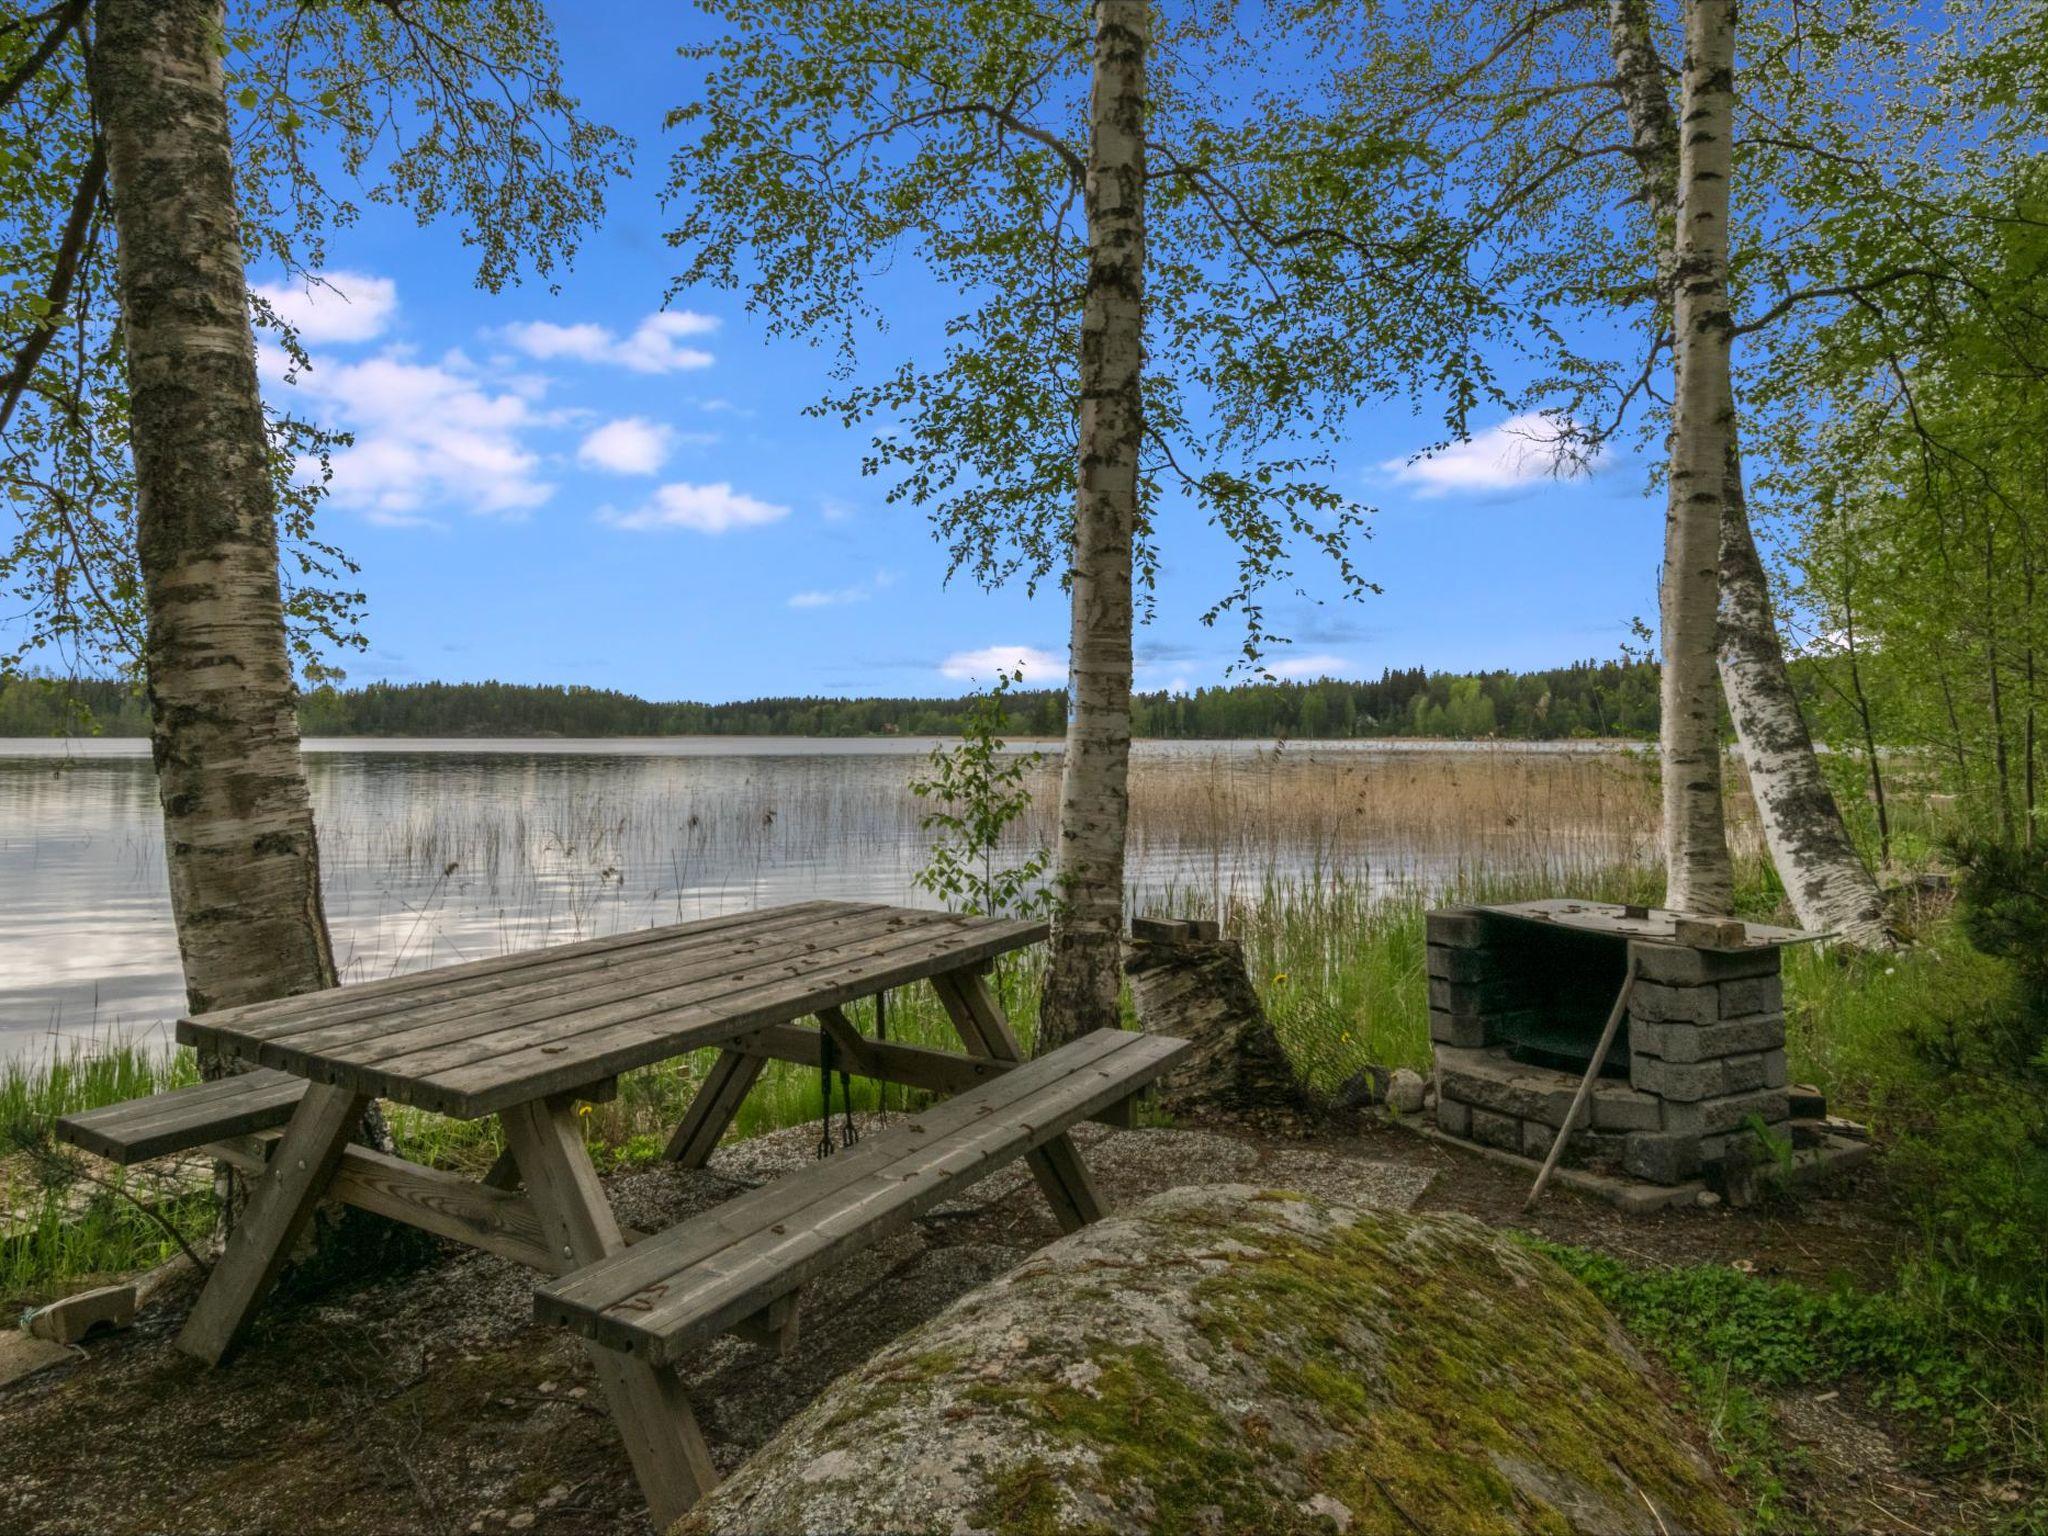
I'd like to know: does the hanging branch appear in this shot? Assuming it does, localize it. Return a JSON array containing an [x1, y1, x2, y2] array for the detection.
[[0, 137, 105, 438]]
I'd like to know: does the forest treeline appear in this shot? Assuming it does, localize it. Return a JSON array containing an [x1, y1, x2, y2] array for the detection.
[[0, 659, 1665, 741]]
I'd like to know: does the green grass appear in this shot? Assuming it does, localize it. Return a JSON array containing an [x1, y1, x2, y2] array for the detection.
[[4, 870, 2044, 1529], [2, 1042, 210, 1308]]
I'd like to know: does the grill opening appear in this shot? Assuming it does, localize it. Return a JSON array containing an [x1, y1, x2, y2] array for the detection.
[[1484, 917, 1633, 1077]]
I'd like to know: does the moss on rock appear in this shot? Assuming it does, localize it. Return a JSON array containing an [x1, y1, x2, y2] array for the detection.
[[674, 1185, 1739, 1536]]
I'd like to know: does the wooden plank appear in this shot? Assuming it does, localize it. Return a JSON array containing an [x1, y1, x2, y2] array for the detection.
[[176, 1082, 368, 1365], [501, 1096, 718, 1530], [193, 903, 890, 1066], [651, 1041, 1179, 1352], [345, 906, 916, 1073], [661, 1049, 766, 1167], [540, 1030, 1139, 1321], [194, 901, 845, 1034], [57, 1069, 308, 1165], [731, 1294, 800, 1358], [237, 905, 917, 1098], [205, 1133, 559, 1274], [405, 917, 1046, 1119], [731, 1022, 1016, 1099], [929, 969, 1106, 1231], [539, 1033, 1186, 1365]]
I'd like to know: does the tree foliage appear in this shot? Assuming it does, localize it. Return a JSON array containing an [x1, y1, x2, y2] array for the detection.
[[666, 0, 1515, 663], [0, 0, 627, 683]]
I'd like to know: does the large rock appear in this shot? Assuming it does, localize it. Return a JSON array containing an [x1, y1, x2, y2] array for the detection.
[[676, 1186, 1739, 1536]]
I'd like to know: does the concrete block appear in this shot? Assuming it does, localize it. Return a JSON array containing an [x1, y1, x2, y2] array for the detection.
[[1425, 908, 1490, 948], [1628, 1013, 1785, 1064], [1426, 944, 1491, 984], [1630, 942, 1780, 987], [1588, 1084, 1663, 1132], [1761, 1050, 1788, 1089], [1469, 1107, 1522, 1152], [1720, 975, 1785, 1019], [1721, 1053, 1769, 1094], [25, 1282, 136, 1346], [1661, 1089, 1792, 1138], [1434, 1047, 1576, 1126], [1429, 1007, 1491, 1049], [1624, 1130, 1703, 1184], [1428, 975, 1517, 1015], [1630, 1056, 1728, 1102], [1522, 1119, 1563, 1160], [1436, 1096, 1472, 1138], [1629, 980, 1719, 1025]]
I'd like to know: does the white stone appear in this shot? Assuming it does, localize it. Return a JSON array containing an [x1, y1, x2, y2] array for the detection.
[[1386, 1068, 1427, 1115]]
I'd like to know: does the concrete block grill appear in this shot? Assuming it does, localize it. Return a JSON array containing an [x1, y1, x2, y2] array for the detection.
[[1426, 899, 1810, 1186]]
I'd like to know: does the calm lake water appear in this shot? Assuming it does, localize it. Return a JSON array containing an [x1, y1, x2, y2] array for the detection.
[[0, 735, 1652, 1063]]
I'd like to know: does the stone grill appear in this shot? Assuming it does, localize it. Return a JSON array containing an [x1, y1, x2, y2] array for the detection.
[[1427, 900, 1799, 1185]]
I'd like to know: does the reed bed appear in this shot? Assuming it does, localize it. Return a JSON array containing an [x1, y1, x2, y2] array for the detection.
[[1, 742, 1789, 1306]]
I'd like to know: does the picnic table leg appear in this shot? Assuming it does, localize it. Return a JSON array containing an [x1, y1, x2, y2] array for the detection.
[[662, 1048, 764, 1166], [929, 969, 1107, 1232], [502, 1096, 718, 1527], [176, 1082, 370, 1365]]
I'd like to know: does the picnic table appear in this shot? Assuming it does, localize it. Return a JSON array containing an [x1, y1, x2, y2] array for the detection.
[[58, 900, 1186, 1528]]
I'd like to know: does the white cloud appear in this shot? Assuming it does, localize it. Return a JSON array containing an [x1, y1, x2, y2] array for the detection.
[[578, 417, 673, 476], [1269, 652, 1359, 680], [788, 570, 897, 609], [500, 311, 720, 374], [268, 344, 553, 518], [601, 481, 790, 534], [252, 269, 398, 344], [1381, 413, 1594, 498], [819, 496, 856, 523], [939, 645, 1064, 685]]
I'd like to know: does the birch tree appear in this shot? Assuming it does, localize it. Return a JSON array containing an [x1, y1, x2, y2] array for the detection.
[[669, 0, 1509, 1039], [1041, 0, 1148, 1045], [91, 0, 343, 1016], [1318, 0, 2014, 943], [3, 0, 620, 1095], [1656, 0, 1737, 914]]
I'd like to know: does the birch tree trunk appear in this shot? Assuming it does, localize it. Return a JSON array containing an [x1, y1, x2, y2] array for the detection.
[[1608, 0, 1891, 944], [1040, 0, 1148, 1052], [1657, 0, 1737, 916], [92, 0, 349, 1023]]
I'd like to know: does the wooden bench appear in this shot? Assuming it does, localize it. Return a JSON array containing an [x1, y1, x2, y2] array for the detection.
[[58, 1069, 310, 1164], [535, 1028, 1187, 1368]]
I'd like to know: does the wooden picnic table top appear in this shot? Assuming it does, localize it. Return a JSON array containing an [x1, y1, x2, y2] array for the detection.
[[175, 901, 1046, 1121]]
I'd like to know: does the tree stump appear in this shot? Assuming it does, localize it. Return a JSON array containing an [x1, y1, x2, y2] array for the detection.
[[1123, 918, 1312, 1119]]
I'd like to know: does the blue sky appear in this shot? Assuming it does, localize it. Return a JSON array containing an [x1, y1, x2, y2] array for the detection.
[[248, 5, 1664, 704]]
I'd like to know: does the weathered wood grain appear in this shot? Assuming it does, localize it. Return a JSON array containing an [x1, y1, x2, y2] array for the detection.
[[409, 917, 1045, 1118], [192, 903, 894, 1067], [661, 1049, 766, 1167], [502, 1095, 718, 1529], [929, 969, 1106, 1230], [196, 901, 840, 1032], [205, 1132, 558, 1274], [176, 1082, 368, 1365], [535, 1031, 1185, 1366], [544, 1030, 1138, 1320], [57, 1068, 308, 1164]]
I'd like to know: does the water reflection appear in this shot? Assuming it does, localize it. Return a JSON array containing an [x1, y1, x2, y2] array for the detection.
[[1, 736, 1655, 1061]]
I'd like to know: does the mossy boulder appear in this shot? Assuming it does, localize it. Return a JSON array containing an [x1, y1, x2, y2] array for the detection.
[[675, 1185, 1739, 1536]]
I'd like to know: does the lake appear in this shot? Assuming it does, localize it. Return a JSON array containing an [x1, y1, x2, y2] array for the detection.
[[0, 736, 1658, 1062]]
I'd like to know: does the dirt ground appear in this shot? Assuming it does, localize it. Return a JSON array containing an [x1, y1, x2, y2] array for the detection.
[[0, 1113, 2001, 1536]]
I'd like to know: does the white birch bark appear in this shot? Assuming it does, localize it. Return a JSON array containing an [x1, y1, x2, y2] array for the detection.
[[92, 0, 381, 1023], [1608, 0, 1891, 945], [1658, 0, 1738, 916], [1040, 0, 1148, 1050]]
